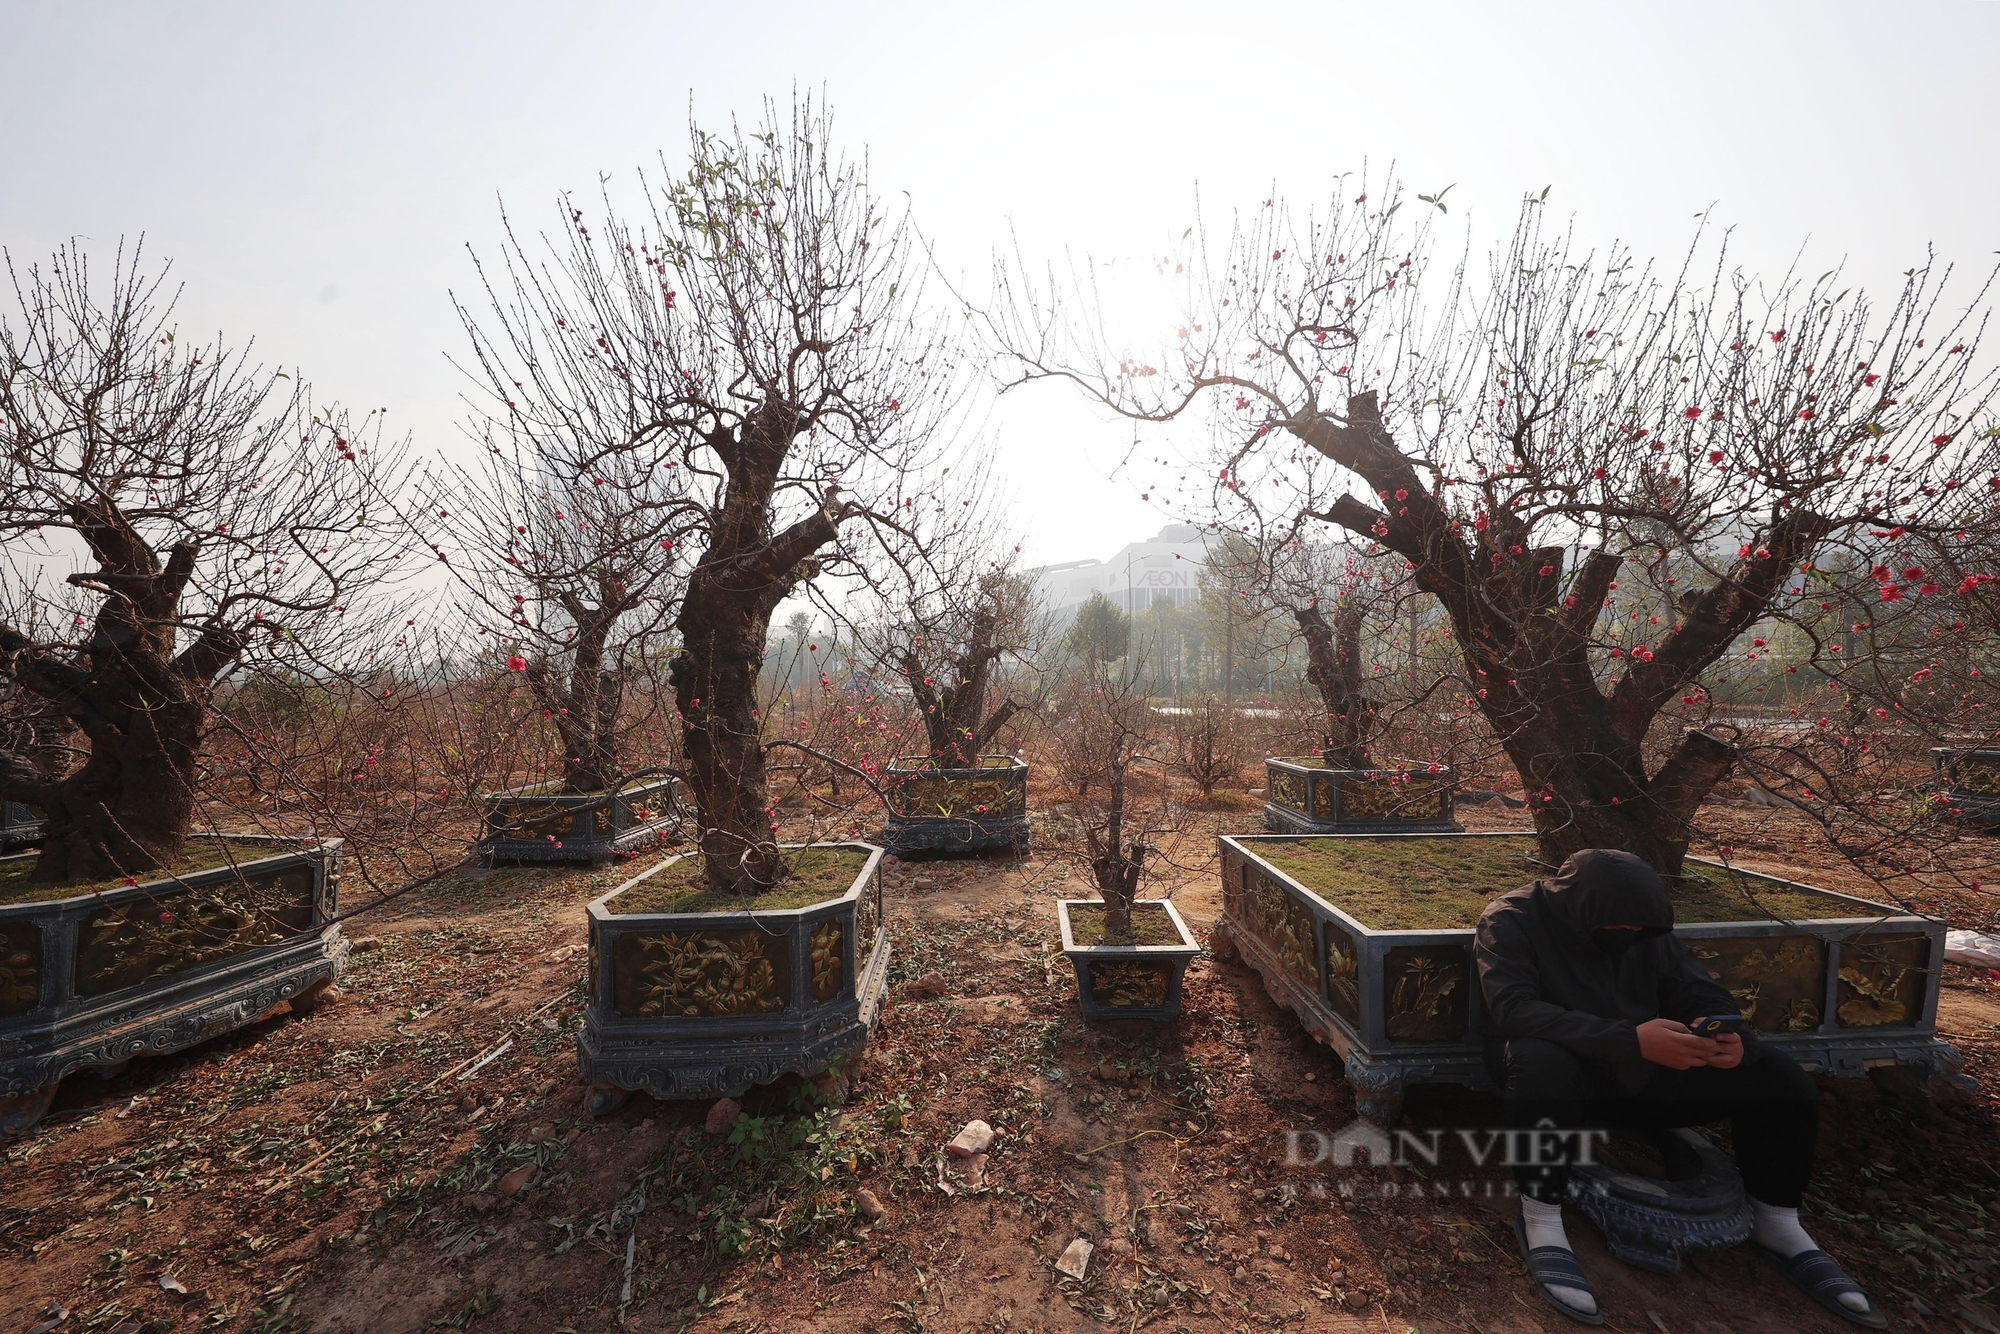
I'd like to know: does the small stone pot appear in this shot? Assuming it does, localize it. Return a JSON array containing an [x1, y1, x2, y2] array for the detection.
[[881, 756, 1029, 856], [1057, 899, 1201, 1023], [1261, 758, 1460, 835], [478, 776, 678, 864], [1, 836, 346, 1137], [577, 842, 889, 1108]]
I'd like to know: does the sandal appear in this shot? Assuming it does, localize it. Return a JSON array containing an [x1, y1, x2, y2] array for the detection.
[[1753, 1244, 1887, 1330], [1513, 1216, 1605, 1326]]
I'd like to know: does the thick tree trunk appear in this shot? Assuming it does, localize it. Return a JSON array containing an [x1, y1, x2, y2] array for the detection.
[[671, 410, 842, 896], [905, 634, 1021, 768], [0, 501, 243, 884], [1297, 602, 1372, 768], [30, 689, 205, 883]]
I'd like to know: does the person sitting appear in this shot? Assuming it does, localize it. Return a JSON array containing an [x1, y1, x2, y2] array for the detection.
[[1474, 848, 1885, 1329]]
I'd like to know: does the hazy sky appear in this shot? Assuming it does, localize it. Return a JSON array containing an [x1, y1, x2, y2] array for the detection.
[[6, 0, 1997, 567]]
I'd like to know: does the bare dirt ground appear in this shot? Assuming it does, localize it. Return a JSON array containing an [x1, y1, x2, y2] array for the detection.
[[4, 798, 1998, 1334]]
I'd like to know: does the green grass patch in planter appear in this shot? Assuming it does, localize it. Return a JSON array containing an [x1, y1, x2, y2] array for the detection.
[[602, 848, 870, 915], [1254, 835, 1854, 929], [0, 837, 298, 906], [1065, 900, 1187, 946]]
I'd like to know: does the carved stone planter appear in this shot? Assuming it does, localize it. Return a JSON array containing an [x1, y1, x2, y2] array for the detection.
[[1057, 899, 1201, 1023], [1, 801, 46, 851], [1932, 748, 2000, 829], [1, 836, 346, 1136], [478, 776, 678, 864], [577, 842, 889, 1108], [1217, 831, 1960, 1123], [881, 756, 1029, 856], [1261, 758, 1460, 835]]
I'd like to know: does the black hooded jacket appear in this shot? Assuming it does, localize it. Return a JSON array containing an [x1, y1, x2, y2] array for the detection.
[[1474, 848, 1757, 1093]]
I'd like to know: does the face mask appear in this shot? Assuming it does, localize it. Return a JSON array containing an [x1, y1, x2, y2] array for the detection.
[[1593, 927, 1643, 957]]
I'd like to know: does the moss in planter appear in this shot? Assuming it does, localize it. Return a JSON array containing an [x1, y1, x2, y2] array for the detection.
[[1068, 900, 1186, 946], [605, 848, 870, 915], [0, 838, 304, 908], [1252, 836, 1855, 930]]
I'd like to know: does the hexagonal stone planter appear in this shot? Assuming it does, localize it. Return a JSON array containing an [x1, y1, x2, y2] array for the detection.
[[1, 835, 346, 1136], [881, 756, 1029, 857], [1262, 757, 1460, 835], [1932, 747, 2000, 829], [1057, 899, 1201, 1023], [478, 776, 678, 864], [1216, 831, 1960, 1123], [577, 842, 889, 1107], [1, 801, 46, 851]]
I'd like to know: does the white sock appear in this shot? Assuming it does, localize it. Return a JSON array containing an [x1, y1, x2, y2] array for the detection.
[[1520, 1197, 1597, 1316], [1750, 1198, 1868, 1314]]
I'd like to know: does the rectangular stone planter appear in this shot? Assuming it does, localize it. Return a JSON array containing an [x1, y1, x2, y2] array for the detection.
[[478, 776, 678, 864], [1, 801, 46, 851], [1057, 899, 1201, 1023], [1262, 757, 1460, 835], [881, 756, 1029, 856], [1932, 747, 2000, 829], [1, 836, 346, 1135], [576, 842, 890, 1104], [1217, 831, 1958, 1123]]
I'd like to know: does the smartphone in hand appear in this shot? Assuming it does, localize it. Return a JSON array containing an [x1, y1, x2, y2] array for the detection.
[[1688, 1014, 1750, 1037]]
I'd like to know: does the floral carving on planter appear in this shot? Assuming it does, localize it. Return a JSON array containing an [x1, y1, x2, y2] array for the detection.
[[1383, 945, 1467, 1043], [1087, 960, 1170, 1009], [614, 930, 791, 1018], [1325, 925, 1361, 1024], [1836, 934, 1928, 1028], [1241, 864, 1319, 993], [1339, 776, 1450, 823], [0, 923, 39, 1016], [75, 866, 315, 999], [810, 921, 844, 1002], [1688, 935, 1824, 1033]]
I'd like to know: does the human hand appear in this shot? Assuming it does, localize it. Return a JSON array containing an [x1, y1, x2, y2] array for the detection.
[[1637, 1018, 1714, 1069], [1703, 1032, 1744, 1069]]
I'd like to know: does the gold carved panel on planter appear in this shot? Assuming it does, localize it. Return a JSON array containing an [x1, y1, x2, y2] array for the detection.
[[1269, 769, 1306, 812], [1691, 935, 1825, 1033], [0, 922, 40, 1016], [491, 803, 578, 841], [614, 929, 792, 1018], [1382, 944, 1468, 1043], [1836, 934, 1929, 1028], [894, 775, 1023, 819], [855, 873, 879, 947], [1340, 778, 1449, 822], [1324, 923, 1361, 1024], [1955, 756, 2000, 797], [75, 865, 316, 999], [1311, 778, 1335, 820], [1088, 960, 1169, 1008], [1241, 866, 1320, 993], [811, 920, 845, 1002]]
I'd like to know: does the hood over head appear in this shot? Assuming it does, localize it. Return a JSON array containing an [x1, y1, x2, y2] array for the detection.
[[1539, 848, 1674, 946]]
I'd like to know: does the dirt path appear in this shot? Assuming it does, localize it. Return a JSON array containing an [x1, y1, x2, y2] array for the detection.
[[4, 827, 1998, 1334]]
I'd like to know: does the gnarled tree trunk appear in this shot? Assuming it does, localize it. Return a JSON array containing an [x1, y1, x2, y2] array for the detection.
[[670, 410, 841, 895], [1297, 600, 1372, 769], [0, 500, 243, 883]]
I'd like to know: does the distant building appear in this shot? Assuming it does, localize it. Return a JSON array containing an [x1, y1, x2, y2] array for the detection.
[[1030, 523, 1217, 617]]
